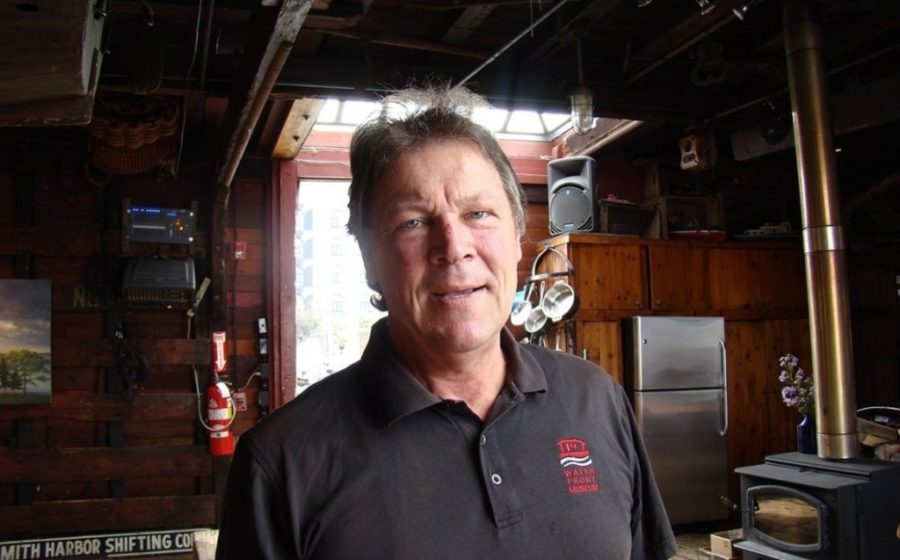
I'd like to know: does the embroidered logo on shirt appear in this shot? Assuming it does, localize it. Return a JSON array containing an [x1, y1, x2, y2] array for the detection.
[[557, 438, 599, 495]]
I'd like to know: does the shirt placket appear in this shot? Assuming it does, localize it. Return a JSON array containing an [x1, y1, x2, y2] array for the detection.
[[478, 387, 525, 529]]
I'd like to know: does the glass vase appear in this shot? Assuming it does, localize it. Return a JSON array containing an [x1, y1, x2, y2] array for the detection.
[[796, 414, 817, 454]]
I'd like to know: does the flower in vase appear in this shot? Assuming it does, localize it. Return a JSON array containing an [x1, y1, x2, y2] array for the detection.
[[778, 353, 814, 417]]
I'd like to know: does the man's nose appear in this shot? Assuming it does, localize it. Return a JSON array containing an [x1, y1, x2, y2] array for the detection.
[[430, 218, 473, 264]]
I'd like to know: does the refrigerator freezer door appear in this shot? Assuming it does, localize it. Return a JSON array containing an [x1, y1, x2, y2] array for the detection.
[[632, 316, 725, 391], [635, 388, 728, 525]]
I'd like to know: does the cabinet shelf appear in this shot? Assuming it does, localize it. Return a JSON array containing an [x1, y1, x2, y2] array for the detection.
[[641, 195, 724, 239]]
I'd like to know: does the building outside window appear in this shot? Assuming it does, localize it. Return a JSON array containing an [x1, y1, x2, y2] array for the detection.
[[295, 181, 385, 392]]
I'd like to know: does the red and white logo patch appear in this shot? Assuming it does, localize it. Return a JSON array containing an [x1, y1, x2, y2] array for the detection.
[[557, 438, 599, 495]]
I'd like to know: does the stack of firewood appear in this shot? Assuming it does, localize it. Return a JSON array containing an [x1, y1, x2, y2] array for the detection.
[[858, 417, 900, 461]]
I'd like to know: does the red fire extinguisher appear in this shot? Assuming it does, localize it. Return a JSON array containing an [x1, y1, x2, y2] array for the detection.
[[205, 330, 234, 455], [206, 380, 235, 456]]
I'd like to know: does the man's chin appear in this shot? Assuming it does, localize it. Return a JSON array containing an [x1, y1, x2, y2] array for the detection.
[[428, 321, 502, 354]]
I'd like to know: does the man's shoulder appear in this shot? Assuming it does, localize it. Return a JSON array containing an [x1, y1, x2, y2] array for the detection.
[[518, 341, 617, 388], [240, 364, 369, 448]]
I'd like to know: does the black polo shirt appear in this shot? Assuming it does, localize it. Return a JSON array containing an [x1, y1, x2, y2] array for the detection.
[[216, 319, 676, 560]]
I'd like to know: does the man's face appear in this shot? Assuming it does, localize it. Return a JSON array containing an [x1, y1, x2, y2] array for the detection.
[[362, 139, 523, 360]]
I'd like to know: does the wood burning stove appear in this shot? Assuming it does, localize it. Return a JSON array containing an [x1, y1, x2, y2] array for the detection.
[[735, 452, 900, 559]]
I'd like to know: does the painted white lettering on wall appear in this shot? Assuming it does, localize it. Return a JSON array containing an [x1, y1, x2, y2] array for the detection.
[[0, 530, 195, 559], [1, 542, 41, 560]]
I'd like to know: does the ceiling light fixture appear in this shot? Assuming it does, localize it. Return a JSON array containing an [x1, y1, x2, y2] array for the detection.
[[570, 38, 594, 134], [732, 3, 750, 20], [695, 0, 716, 15], [637, 0, 653, 7]]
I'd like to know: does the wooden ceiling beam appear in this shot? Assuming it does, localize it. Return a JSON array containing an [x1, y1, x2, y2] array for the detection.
[[211, 0, 311, 331], [271, 98, 326, 159], [218, 0, 312, 186]]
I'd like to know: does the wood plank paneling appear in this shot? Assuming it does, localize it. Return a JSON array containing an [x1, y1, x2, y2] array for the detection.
[[577, 320, 623, 384], [53, 339, 210, 367], [648, 244, 708, 311], [0, 446, 211, 483], [0, 144, 244, 542], [724, 321, 768, 503], [0, 393, 199, 422], [708, 248, 759, 311], [0, 495, 216, 536], [571, 243, 645, 311]]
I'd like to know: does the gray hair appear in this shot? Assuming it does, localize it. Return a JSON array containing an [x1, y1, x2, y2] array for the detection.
[[346, 86, 527, 311], [346, 86, 527, 240]]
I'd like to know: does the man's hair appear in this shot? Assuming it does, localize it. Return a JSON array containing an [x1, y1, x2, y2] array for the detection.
[[346, 85, 527, 311], [346, 86, 527, 239]]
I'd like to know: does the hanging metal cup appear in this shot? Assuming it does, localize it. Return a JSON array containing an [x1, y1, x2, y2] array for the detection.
[[542, 280, 579, 322], [524, 246, 578, 324], [509, 283, 535, 326], [524, 282, 551, 340]]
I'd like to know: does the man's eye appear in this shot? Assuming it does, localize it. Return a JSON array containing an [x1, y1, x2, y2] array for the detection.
[[399, 218, 424, 230], [468, 210, 489, 220]]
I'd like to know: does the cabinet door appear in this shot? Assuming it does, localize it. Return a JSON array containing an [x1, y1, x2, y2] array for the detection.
[[648, 244, 708, 311], [571, 244, 645, 311], [708, 247, 806, 312], [758, 249, 807, 312], [708, 248, 759, 311], [576, 320, 623, 384]]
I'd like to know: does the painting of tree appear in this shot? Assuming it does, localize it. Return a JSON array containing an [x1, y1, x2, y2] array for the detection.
[[0, 279, 51, 405]]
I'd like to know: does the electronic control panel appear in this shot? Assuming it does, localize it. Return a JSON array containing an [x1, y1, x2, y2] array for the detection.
[[124, 205, 196, 244]]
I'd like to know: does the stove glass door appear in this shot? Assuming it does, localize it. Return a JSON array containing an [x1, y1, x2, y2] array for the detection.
[[747, 484, 827, 554]]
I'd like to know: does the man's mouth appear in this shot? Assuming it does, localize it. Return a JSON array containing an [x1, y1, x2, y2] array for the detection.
[[433, 286, 485, 300]]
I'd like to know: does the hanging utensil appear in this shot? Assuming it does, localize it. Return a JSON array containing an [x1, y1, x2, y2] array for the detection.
[[509, 282, 535, 326], [525, 282, 552, 343], [542, 280, 579, 322]]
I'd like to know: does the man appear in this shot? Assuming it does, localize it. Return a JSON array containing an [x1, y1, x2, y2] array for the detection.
[[216, 87, 677, 560]]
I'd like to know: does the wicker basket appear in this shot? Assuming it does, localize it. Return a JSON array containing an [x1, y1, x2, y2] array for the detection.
[[88, 94, 180, 179]]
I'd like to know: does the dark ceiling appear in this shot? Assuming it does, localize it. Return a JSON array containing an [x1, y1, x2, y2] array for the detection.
[[1, 0, 898, 166], [93, 0, 900, 126]]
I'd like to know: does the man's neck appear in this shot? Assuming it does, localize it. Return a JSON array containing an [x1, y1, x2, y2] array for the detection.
[[396, 341, 507, 421]]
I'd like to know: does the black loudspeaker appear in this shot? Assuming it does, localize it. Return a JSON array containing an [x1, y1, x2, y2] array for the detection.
[[547, 156, 598, 235]]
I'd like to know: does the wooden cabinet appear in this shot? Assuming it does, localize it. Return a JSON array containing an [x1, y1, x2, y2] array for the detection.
[[537, 233, 809, 511], [570, 243, 645, 311], [648, 243, 708, 311], [708, 247, 807, 314]]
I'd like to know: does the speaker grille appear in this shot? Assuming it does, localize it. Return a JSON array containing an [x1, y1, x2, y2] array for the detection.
[[550, 185, 593, 234]]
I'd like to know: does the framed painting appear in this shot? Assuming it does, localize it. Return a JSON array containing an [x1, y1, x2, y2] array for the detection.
[[0, 279, 52, 405]]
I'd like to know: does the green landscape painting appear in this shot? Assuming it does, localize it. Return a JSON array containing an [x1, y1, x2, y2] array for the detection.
[[0, 279, 52, 405]]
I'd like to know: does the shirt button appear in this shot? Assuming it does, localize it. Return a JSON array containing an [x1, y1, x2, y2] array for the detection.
[[480, 434, 487, 446], [490, 473, 502, 485]]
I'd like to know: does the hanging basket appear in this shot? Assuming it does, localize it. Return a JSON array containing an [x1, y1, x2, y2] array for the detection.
[[87, 94, 180, 182]]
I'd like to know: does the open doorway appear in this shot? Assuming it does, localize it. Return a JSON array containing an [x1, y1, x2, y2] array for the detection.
[[294, 180, 385, 393]]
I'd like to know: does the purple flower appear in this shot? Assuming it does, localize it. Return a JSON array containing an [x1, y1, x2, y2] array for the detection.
[[778, 353, 814, 415]]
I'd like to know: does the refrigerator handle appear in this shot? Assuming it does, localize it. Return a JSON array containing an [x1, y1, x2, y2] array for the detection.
[[718, 337, 728, 436]]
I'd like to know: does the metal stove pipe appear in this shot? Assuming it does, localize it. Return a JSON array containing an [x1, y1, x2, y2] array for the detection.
[[782, 0, 858, 459]]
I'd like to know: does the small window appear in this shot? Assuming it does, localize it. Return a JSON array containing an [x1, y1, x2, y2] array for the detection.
[[330, 212, 343, 229], [330, 297, 344, 313]]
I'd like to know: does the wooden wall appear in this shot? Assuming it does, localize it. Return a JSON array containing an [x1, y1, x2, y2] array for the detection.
[[0, 134, 269, 549], [0, 123, 896, 546]]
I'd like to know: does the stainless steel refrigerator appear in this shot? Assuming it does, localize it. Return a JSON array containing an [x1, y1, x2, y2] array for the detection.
[[624, 316, 729, 525]]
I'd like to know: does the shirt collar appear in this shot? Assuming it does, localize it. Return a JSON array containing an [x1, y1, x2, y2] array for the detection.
[[361, 318, 548, 426]]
